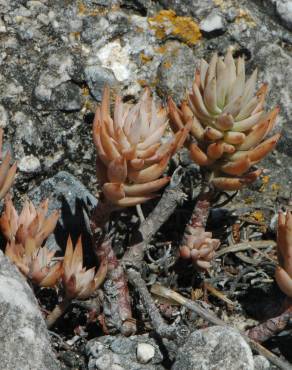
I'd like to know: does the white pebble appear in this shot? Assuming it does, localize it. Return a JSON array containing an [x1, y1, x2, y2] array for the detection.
[[136, 343, 155, 364], [18, 155, 41, 173]]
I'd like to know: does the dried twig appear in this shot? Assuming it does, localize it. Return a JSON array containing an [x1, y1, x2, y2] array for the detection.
[[151, 284, 292, 370], [246, 306, 292, 343], [215, 240, 276, 258], [123, 167, 185, 268], [127, 268, 178, 339]]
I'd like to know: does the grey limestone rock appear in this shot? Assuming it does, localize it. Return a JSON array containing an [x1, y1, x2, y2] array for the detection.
[[28, 171, 97, 251], [0, 250, 60, 370], [172, 326, 254, 370], [156, 43, 198, 103]]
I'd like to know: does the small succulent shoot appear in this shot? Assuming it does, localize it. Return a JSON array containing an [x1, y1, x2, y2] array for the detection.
[[5, 238, 63, 287], [180, 225, 220, 269], [275, 211, 292, 297], [168, 48, 280, 191], [63, 236, 107, 299], [0, 128, 17, 200], [0, 195, 60, 248], [93, 86, 191, 207]]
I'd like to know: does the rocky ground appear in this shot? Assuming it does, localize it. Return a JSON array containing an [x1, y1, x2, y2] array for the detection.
[[1, 0, 292, 369]]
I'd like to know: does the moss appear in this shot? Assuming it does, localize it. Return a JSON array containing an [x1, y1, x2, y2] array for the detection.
[[148, 10, 201, 46]]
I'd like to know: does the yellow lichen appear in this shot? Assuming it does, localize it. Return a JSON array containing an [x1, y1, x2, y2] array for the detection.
[[137, 79, 148, 87], [155, 45, 168, 54], [82, 86, 90, 97], [244, 197, 254, 204], [262, 175, 270, 185], [271, 183, 281, 191], [77, 1, 108, 16], [148, 10, 201, 46], [140, 53, 153, 63], [250, 211, 265, 223], [235, 9, 256, 27], [162, 61, 172, 69]]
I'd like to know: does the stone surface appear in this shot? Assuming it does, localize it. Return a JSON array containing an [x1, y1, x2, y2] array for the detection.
[[87, 335, 164, 370], [200, 11, 227, 35], [172, 326, 254, 370], [276, 0, 292, 30], [136, 343, 155, 364], [28, 171, 97, 252], [254, 355, 271, 370], [156, 42, 197, 103], [0, 250, 60, 370]]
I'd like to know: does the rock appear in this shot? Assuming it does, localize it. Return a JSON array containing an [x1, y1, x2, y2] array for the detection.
[[157, 0, 214, 19], [81, 16, 110, 44], [276, 0, 292, 30], [136, 343, 155, 364], [87, 334, 163, 370], [172, 326, 254, 370], [156, 42, 197, 103], [28, 171, 97, 251], [84, 65, 118, 102], [51, 81, 82, 112], [97, 39, 134, 82], [18, 155, 41, 173], [200, 11, 227, 35], [253, 43, 292, 157], [0, 250, 60, 370], [0, 105, 8, 127], [254, 355, 270, 370]]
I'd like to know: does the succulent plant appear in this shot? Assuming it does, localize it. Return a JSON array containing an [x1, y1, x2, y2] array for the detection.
[[275, 211, 292, 297], [0, 129, 17, 199], [93, 86, 190, 207], [5, 238, 63, 287], [63, 236, 107, 299], [0, 196, 60, 248], [180, 224, 220, 269], [168, 49, 280, 191]]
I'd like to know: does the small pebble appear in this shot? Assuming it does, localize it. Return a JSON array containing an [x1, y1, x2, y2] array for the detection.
[[200, 12, 226, 34], [136, 343, 155, 364], [18, 155, 41, 173]]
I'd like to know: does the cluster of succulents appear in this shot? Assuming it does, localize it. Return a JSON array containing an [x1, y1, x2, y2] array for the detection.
[[2, 47, 292, 330], [168, 49, 280, 191], [275, 211, 292, 298], [0, 195, 106, 298], [93, 86, 190, 207]]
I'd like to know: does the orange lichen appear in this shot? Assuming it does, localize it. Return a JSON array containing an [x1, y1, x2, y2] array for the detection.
[[148, 10, 201, 46]]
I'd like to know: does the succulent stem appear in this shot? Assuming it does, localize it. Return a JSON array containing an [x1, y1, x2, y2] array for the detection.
[[46, 298, 71, 329]]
